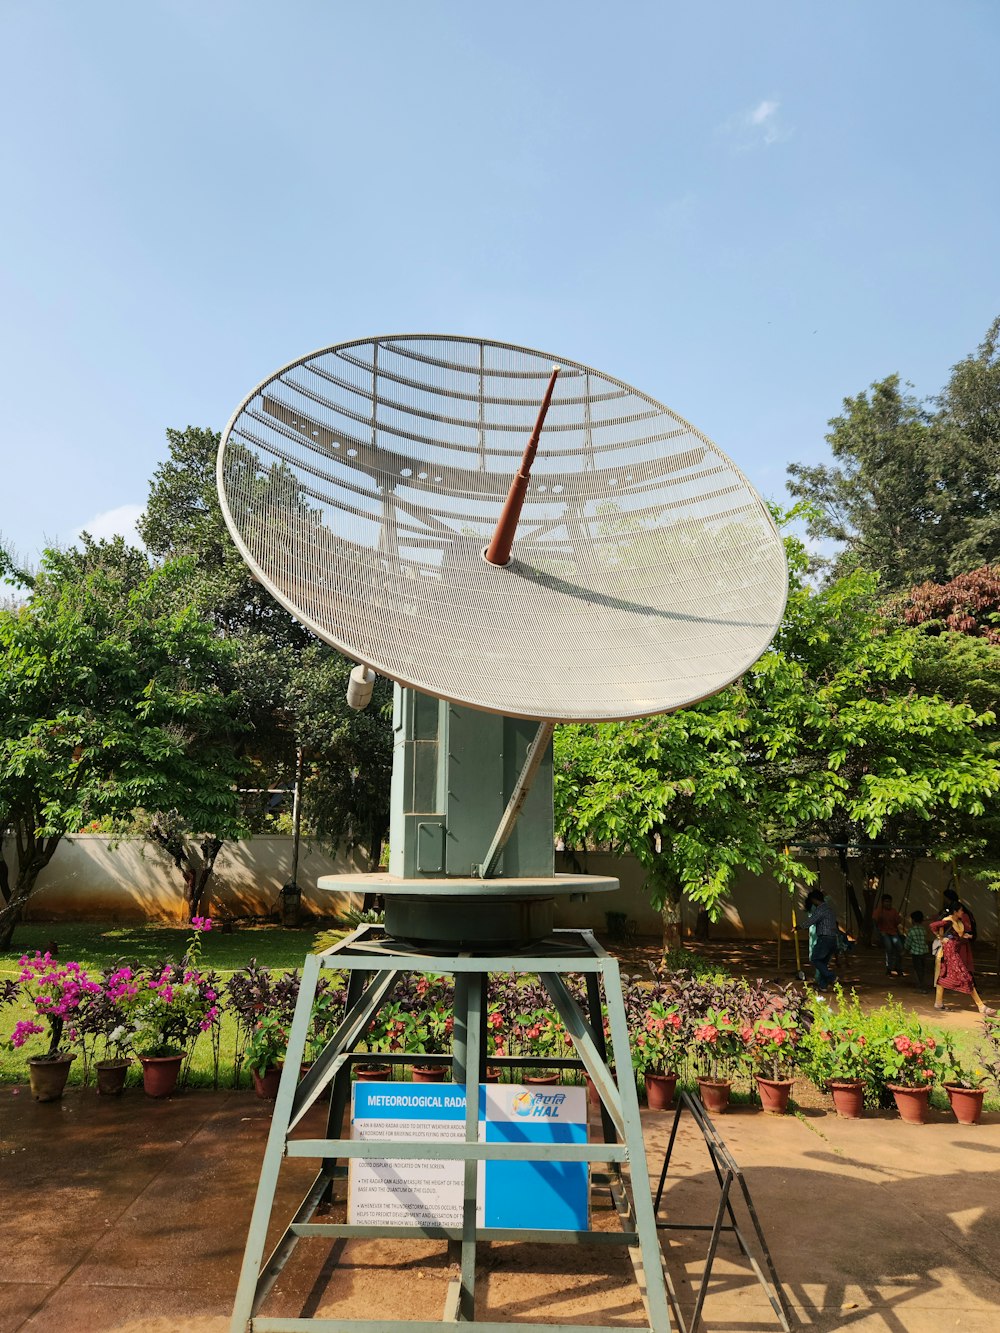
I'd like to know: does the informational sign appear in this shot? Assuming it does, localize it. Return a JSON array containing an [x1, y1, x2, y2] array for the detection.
[[349, 1083, 588, 1231]]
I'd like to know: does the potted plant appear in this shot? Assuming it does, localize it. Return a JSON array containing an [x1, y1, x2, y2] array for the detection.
[[5, 952, 97, 1101], [225, 960, 301, 1088], [514, 1008, 571, 1083], [354, 1001, 401, 1080], [691, 1008, 743, 1113], [244, 1012, 289, 1098], [125, 920, 221, 1097], [78, 965, 140, 1096], [631, 1000, 684, 1110], [401, 1001, 454, 1081], [750, 1010, 800, 1114], [940, 1037, 987, 1125], [802, 990, 875, 1118], [877, 1028, 942, 1124]]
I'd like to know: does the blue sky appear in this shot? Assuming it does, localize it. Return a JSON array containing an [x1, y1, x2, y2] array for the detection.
[[1, 1, 998, 565]]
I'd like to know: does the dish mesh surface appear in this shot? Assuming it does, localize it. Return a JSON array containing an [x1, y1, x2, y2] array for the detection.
[[218, 335, 787, 722]]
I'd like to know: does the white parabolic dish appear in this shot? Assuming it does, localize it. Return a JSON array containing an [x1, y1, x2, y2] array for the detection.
[[217, 335, 787, 722]]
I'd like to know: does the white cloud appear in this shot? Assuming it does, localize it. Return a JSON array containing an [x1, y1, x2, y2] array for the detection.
[[750, 99, 779, 127], [75, 503, 145, 548], [721, 99, 790, 149]]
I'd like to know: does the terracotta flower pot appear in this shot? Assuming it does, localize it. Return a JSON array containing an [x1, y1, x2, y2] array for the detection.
[[945, 1084, 986, 1126], [95, 1059, 130, 1097], [697, 1078, 731, 1114], [354, 1064, 392, 1081], [140, 1054, 183, 1098], [411, 1064, 450, 1083], [28, 1053, 75, 1103], [251, 1065, 283, 1099], [828, 1078, 865, 1119], [888, 1083, 931, 1125], [757, 1077, 794, 1115], [644, 1071, 679, 1111]]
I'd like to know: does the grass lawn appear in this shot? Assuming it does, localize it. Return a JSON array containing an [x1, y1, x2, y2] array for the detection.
[[0, 921, 332, 975]]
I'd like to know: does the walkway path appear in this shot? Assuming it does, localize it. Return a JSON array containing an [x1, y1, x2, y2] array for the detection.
[[1, 1087, 998, 1331]]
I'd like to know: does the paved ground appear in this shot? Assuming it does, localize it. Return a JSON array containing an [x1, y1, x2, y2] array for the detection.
[[2, 1082, 999, 1333]]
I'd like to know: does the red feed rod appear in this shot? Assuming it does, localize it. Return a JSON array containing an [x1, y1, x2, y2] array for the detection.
[[483, 364, 561, 566]]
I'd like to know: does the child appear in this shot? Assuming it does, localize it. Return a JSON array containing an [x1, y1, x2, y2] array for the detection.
[[905, 910, 931, 992]]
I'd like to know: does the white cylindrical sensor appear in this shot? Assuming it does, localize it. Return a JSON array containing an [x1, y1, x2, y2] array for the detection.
[[346, 663, 376, 710]]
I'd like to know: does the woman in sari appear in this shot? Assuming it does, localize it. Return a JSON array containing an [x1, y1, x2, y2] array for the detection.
[[929, 910, 995, 1015]]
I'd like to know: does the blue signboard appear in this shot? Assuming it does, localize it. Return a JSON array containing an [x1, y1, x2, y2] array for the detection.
[[349, 1083, 588, 1231]]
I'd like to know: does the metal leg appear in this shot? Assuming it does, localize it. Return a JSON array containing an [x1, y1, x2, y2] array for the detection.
[[460, 974, 483, 1320], [230, 953, 322, 1333], [688, 1170, 734, 1333], [653, 1098, 684, 1212], [602, 961, 675, 1333], [584, 971, 616, 1145]]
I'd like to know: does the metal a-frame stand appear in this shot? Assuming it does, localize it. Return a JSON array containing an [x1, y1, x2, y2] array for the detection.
[[229, 923, 681, 1332], [653, 1092, 793, 1333]]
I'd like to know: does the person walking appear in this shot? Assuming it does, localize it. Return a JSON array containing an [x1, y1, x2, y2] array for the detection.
[[929, 910, 995, 1015], [872, 893, 904, 977], [802, 889, 839, 991], [939, 889, 977, 976]]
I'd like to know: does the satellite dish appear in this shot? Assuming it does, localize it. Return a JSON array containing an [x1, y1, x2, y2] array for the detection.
[[218, 335, 786, 722]]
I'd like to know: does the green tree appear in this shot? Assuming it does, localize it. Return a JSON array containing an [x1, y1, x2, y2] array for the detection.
[[555, 526, 1000, 951], [787, 318, 1000, 589], [139, 426, 393, 864], [0, 539, 247, 948]]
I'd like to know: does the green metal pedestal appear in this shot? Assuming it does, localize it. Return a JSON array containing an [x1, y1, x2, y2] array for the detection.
[[229, 924, 680, 1332]]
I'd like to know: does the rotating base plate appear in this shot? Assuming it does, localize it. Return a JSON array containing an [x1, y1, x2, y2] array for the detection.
[[318, 872, 617, 947]]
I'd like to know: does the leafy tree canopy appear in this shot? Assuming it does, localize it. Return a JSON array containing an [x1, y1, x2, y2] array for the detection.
[[787, 318, 1000, 589], [139, 426, 392, 857], [0, 537, 248, 946], [555, 520, 1000, 929]]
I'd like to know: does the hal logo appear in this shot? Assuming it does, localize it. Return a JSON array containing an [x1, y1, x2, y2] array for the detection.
[[512, 1090, 568, 1118]]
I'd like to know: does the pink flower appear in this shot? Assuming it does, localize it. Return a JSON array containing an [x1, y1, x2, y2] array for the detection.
[[10, 1019, 45, 1048]]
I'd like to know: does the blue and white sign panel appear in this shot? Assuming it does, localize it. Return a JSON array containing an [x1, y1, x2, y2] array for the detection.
[[349, 1083, 588, 1231]]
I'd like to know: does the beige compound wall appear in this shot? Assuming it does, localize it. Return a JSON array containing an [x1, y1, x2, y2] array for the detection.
[[553, 850, 999, 943], [5, 836, 997, 941], [4, 834, 369, 925]]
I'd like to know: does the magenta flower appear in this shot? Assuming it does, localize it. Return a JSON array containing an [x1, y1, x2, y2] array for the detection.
[[10, 1019, 45, 1048]]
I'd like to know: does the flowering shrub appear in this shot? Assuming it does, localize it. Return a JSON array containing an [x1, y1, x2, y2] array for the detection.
[[976, 1017, 1000, 1094], [76, 965, 141, 1066], [308, 973, 347, 1061], [690, 1008, 747, 1082], [513, 1007, 573, 1075], [938, 1035, 986, 1091], [4, 953, 101, 1060], [225, 961, 301, 1085], [245, 1012, 289, 1076], [749, 1010, 800, 1081], [877, 1028, 943, 1088], [631, 1000, 684, 1076], [124, 920, 221, 1061], [397, 1001, 454, 1064], [801, 989, 875, 1092]]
